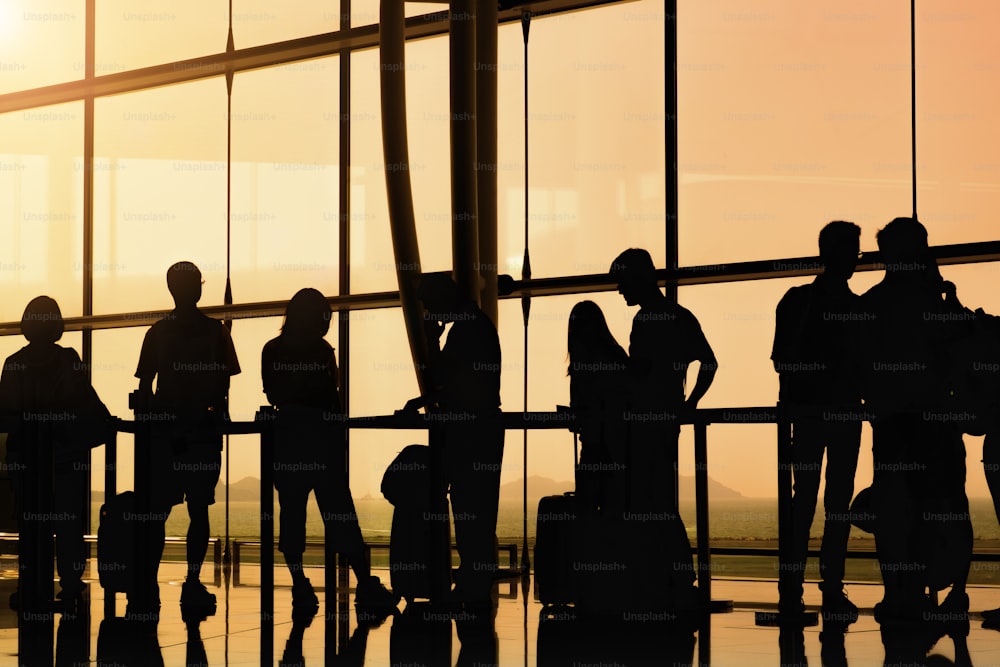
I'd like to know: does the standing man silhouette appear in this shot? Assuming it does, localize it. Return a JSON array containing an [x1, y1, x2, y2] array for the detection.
[[609, 248, 717, 611], [400, 272, 504, 611], [135, 261, 240, 613], [859, 217, 972, 626], [772, 221, 863, 623]]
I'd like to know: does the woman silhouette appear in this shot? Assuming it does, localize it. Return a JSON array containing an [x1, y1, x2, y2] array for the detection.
[[262, 288, 397, 616], [0, 296, 111, 611], [567, 300, 629, 513]]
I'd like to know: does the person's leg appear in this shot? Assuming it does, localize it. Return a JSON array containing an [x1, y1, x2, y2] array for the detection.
[[276, 479, 311, 584], [53, 465, 88, 597], [185, 502, 209, 582], [871, 416, 925, 620], [447, 424, 504, 603], [818, 420, 862, 618], [779, 418, 825, 612], [179, 441, 221, 607], [315, 444, 397, 612]]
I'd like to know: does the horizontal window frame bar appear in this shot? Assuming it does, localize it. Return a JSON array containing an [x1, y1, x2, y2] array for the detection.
[[1, 240, 996, 336], [0, 0, 627, 114]]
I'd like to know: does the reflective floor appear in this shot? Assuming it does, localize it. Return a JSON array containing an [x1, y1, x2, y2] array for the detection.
[[2, 560, 1000, 666]]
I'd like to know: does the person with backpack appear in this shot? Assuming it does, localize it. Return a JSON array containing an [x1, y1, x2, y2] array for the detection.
[[0, 296, 112, 611]]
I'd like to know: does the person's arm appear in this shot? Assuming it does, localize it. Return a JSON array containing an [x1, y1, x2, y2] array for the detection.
[[682, 311, 718, 411], [771, 288, 806, 374], [398, 318, 448, 413], [684, 351, 717, 410], [134, 327, 157, 408]]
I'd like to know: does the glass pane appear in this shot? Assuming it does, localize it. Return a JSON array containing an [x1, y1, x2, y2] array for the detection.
[[496, 1, 668, 279], [678, 2, 911, 266], [231, 58, 340, 302], [915, 2, 1000, 245], [93, 78, 227, 314], [348, 307, 423, 539], [350, 40, 453, 294], [233, 1, 340, 50], [0, 1, 84, 94], [96, 0, 228, 72], [0, 101, 83, 322], [351, 0, 436, 27]]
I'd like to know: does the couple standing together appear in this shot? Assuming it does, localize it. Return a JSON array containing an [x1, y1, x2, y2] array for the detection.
[[569, 248, 717, 612]]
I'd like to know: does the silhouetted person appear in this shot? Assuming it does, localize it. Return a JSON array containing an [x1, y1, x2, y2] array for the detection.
[[262, 287, 397, 616], [0, 296, 111, 611], [984, 425, 1000, 627], [400, 272, 504, 608], [609, 248, 717, 611], [567, 300, 629, 513], [185, 617, 209, 667], [772, 221, 863, 623], [134, 261, 240, 612], [97, 616, 165, 667], [858, 218, 972, 626]]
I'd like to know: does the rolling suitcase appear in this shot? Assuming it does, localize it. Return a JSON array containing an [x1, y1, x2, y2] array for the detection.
[[97, 491, 136, 595], [381, 444, 452, 602], [533, 492, 578, 605]]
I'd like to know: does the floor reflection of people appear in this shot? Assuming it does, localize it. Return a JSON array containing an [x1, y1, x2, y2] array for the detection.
[[537, 607, 694, 667], [96, 617, 165, 667], [55, 605, 90, 667], [778, 627, 808, 667], [186, 616, 209, 667], [389, 601, 451, 667]]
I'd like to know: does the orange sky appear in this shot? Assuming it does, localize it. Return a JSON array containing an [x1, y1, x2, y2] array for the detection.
[[2, 1, 999, 506]]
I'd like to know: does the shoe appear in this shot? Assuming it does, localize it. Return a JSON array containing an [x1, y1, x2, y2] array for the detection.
[[821, 588, 858, 625], [356, 576, 399, 610], [982, 607, 1000, 629], [181, 580, 217, 610], [56, 583, 87, 616], [931, 589, 969, 637], [292, 579, 319, 611], [355, 576, 399, 626], [778, 596, 805, 617]]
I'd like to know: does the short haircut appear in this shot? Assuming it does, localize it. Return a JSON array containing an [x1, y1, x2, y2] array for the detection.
[[416, 271, 460, 303], [609, 248, 656, 284], [876, 217, 929, 264], [166, 261, 202, 298], [21, 296, 63, 344], [818, 220, 861, 262]]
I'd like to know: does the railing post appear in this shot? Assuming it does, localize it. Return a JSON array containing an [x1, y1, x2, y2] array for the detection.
[[694, 420, 710, 604], [256, 406, 275, 666], [104, 427, 117, 618]]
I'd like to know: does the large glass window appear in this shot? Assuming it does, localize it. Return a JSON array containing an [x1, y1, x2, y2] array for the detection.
[[231, 57, 340, 303], [0, 1, 84, 94], [96, 0, 228, 72], [0, 102, 83, 322], [914, 2, 1000, 245], [93, 79, 227, 314], [677, 2, 912, 265]]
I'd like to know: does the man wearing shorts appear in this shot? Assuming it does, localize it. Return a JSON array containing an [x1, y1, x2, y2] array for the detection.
[[135, 261, 240, 612]]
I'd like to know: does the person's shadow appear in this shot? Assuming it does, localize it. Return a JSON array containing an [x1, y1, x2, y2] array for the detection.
[[96, 616, 165, 666], [389, 601, 451, 667]]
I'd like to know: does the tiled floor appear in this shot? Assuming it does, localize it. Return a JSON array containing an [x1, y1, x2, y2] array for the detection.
[[2, 561, 1000, 665]]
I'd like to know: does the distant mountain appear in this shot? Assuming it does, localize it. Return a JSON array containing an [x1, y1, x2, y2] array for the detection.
[[92, 475, 273, 503], [92, 474, 745, 504], [497, 474, 744, 505]]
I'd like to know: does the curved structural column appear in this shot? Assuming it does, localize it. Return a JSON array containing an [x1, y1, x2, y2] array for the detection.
[[379, 0, 431, 394]]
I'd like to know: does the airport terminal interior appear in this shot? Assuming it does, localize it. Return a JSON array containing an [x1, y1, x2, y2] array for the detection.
[[2, 0, 1000, 664]]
